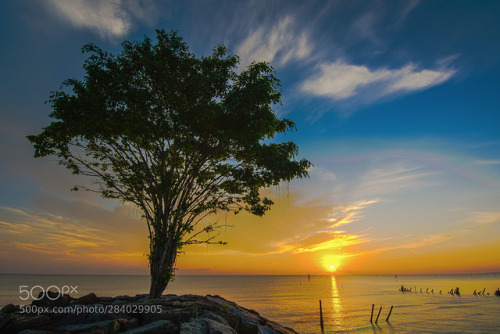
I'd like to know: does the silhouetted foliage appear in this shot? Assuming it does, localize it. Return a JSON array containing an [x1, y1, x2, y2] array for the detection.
[[28, 30, 311, 298]]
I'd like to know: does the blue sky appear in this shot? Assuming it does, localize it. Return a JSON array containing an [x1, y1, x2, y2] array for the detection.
[[0, 0, 499, 275]]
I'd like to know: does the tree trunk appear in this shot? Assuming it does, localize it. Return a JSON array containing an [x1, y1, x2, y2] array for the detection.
[[149, 237, 178, 298]]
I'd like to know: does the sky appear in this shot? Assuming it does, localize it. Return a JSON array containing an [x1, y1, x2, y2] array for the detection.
[[0, 0, 499, 276]]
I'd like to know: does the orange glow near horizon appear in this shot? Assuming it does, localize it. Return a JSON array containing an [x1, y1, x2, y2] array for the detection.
[[1, 187, 500, 276]]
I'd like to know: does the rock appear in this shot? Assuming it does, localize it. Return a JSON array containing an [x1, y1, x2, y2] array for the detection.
[[111, 299, 124, 306], [73, 293, 98, 305], [117, 318, 139, 331], [206, 318, 237, 334], [180, 318, 237, 334], [2, 304, 18, 313], [141, 308, 195, 326], [55, 319, 121, 333], [0, 315, 52, 333], [1, 293, 298, 334], [199, 312, 230, 326], [134, 294, 149, 303], [256, 324, 281, 334], [18, 330, 53, 334], [212, 311, 241, 330], [122, 320, 178, 334], [238, 320, 260, 334], [0, 314, 18, 333], [180, 318, 206, 333], [32, 291, 71, 308], [98, 297, 114, 304], [18, 315, 52, 330]]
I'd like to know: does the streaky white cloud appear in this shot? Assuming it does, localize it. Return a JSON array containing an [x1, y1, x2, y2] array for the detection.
[[236, 16, 313, 68], [44, 0, 157, 39], [387, 65, 455, 92], [358, 163, 437, 196], [474, 159, 500, 165], [301, 60, 455, 102], [395, 0, 421, 26]]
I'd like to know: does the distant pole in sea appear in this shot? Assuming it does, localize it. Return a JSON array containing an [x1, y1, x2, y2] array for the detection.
[[375, 306, 382, 324], [370, 304, 374, 323], [386, 305, 394, 322], [319, 299, 324, 333]]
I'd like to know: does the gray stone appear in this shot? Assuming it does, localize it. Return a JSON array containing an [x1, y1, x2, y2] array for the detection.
[[141, 308, 194, 325], [0, 313, 17, 332], [122, 320, 178, 334], [111, 299, 124, 306], [238, 321, 259, 334], [97, 297, 114, 304], [230, 307, 260, 325], [206, 318, 237, 334], [117, 318, 139, 331], [18, 315, 52, 328], [0, 315, 52, 333], [32, 291, 71, 308], [55, 319, 121, 333], [73, 293, 98, 305], [257, 324, 281, 334], [199, 312, 230, 326], [180, 318, 237, 334], [1, 304, 18, 313], [180, 318, 206, 333]]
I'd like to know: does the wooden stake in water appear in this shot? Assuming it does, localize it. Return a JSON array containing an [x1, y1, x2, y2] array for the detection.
[[319, 299, 324, 333], [370, 304, 374, 322], [386, 305, 394, 322], [375, 306, 382, 324]]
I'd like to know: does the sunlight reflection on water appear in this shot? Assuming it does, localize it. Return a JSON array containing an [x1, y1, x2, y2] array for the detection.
[[1, 274, 499, 333]]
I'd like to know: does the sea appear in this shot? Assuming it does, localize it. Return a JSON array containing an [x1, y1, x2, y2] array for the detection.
[[1, 274, 499, 333]]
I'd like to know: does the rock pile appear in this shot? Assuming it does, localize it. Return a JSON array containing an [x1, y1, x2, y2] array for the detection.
[[0, 293, 298, 334]]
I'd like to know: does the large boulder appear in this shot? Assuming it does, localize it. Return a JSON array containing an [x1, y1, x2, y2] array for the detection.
[[32, 291, 71, 308], [72, 293, 98, 305]]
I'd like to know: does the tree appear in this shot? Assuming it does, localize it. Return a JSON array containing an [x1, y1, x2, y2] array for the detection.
[[28, 30, 311, 298]]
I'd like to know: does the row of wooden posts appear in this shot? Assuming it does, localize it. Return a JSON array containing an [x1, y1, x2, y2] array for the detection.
[[318, 300, 393, 332]]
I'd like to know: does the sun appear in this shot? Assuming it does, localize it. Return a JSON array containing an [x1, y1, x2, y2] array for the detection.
[[321, 254, 342, 273]]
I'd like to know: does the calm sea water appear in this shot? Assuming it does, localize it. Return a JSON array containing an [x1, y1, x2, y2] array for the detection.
[[1, 274, 499, 333]]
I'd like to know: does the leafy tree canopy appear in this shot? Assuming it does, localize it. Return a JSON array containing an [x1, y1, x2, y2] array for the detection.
[[28, 30, 311, 297]]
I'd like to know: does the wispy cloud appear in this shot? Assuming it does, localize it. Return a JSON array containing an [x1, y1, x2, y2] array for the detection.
[[367, 211, 500, 255], [0, 207, 113, 253], [474, 159, 500, 165], [260, 198, 377, 256], [287, 232, 364, 254], [236, 16, 313, 68], [301, 60, 455, 103], [43, 0, 157, 39], [358, 163, 437, 196]]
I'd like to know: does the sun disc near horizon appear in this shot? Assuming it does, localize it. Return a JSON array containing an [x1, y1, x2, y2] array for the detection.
[[330, 265, 335, 270]]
